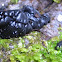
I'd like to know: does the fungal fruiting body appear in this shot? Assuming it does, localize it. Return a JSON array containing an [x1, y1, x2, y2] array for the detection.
[[0, 5, 50, 39], [55, 41, 62, 50]]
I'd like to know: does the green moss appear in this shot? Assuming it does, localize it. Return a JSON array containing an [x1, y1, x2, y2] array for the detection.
[[10, 0, 18, 4], [53, 0, 61, 3], [0, 31, 62, 62], [10, 32, 62, 62]]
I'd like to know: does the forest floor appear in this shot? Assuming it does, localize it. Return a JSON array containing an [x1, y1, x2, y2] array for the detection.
[[0, 0, 62, 62]]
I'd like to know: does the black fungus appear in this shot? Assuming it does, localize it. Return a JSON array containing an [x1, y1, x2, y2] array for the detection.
[[9, 11, 15, 17], [55, 41, 62, 50], [4, 12, 8, 16], [0, 5, 50, 39], [0, 11, 3, 15]]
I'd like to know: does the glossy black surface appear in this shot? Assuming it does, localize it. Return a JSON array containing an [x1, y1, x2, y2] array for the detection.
[[55, 41, 62, 50], [0, 5, 50, 39]]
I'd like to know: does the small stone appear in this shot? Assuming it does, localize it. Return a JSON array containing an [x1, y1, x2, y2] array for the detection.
[[57, 14, 62, 22]]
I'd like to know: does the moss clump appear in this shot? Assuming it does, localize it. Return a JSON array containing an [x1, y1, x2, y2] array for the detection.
[[10, 0, 18, 4], [10, 32, 62, 62], [53, 0, 61, 3], [0, 31, 62, 62]]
